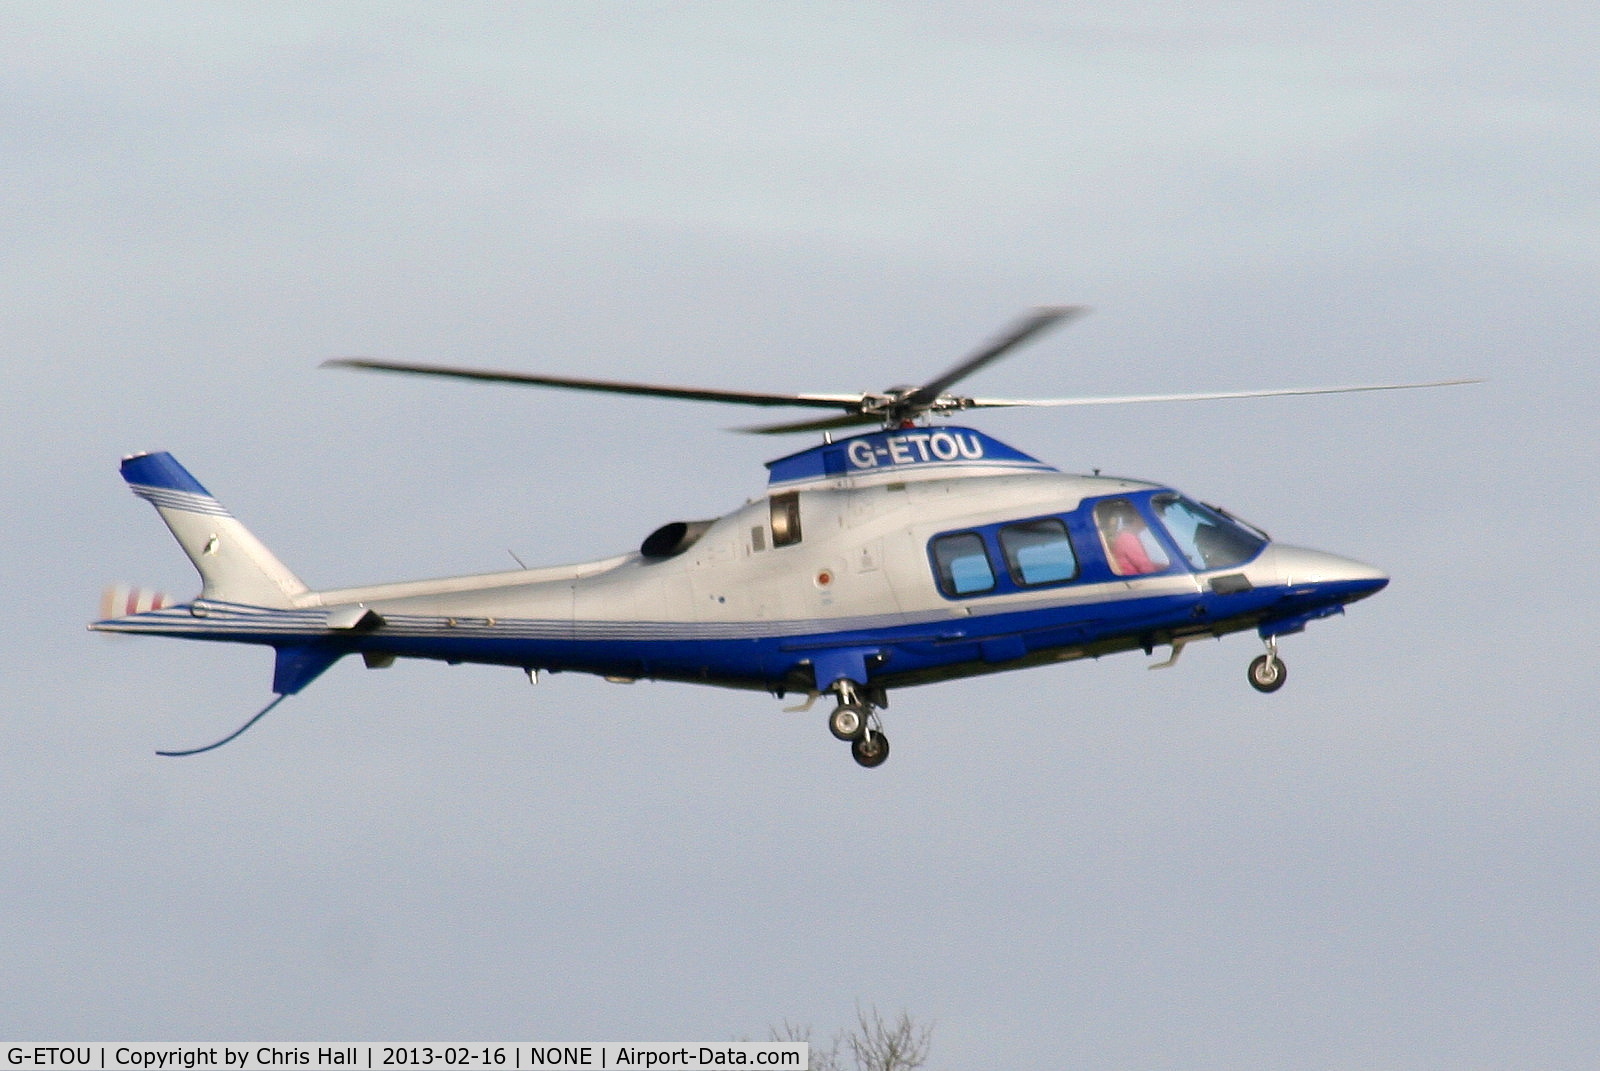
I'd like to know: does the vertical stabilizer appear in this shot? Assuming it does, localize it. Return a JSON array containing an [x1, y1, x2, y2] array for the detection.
[[120, 452, 309, 609]]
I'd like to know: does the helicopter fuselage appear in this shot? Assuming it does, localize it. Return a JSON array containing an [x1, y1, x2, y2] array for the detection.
[[96, 302, 1463, 764], [94, 428, 1387, 723]]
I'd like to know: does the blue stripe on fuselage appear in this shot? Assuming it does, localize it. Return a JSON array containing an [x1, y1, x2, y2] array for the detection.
[[98, 575, 1383, 693], [334, 578, 1381, 688]]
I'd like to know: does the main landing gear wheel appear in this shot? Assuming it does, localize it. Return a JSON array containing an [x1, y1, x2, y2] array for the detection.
[[829, 703, 866, 741], [1248, 653, 1287, 693], [851, 731, 890, 768], [827, 678, 890, 766]]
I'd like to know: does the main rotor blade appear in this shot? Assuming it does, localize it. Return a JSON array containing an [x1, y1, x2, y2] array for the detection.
[[735, 412, 885, 436], [324, 358, 863, 411], [965, 378, 1485, 409], [901, 305, 1086, 410]]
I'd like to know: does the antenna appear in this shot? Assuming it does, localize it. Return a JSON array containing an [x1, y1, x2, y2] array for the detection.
[[157, 694, 289, 757]]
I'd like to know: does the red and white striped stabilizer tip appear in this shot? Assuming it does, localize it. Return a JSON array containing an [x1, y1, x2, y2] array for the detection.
[[99, 584, 175, 618]]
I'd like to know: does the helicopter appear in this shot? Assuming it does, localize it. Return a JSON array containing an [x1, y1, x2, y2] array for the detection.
[[92, 307, 1476, 766]]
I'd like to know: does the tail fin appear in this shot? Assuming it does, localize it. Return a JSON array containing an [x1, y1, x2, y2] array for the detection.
[[120, 452, 309, 609]]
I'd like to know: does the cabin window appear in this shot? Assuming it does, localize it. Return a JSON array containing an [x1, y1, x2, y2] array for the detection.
[[999, 518, 1078, 586], [770, 491, 802, 547], [931, 532, 995, 596], [1094, 498, 1171, 576], [1152, 494, 1265, 570]]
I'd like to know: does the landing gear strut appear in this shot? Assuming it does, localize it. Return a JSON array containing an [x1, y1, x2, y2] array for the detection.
[[827, 679, 890, 767], [1248, 637, 1287, 693]]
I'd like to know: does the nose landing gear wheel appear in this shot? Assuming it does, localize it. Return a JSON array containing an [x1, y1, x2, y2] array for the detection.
[[851, 731, 890, 768], [829, 703, 866, 741], [1248, 653, 1287, 693]]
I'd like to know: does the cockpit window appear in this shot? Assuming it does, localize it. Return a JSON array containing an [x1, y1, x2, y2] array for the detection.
[[1094, 498, 1171, 576], [1153, 494, 1266, 570], [931, 532, 995, 596], [999, 518, 1078, 586]]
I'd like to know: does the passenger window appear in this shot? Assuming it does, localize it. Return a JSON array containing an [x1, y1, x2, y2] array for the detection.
[[770, 492, 802, 547], [999, 518, 1078, 586], [931, 532, 995, 596], [1094, 498, 1171, 576]]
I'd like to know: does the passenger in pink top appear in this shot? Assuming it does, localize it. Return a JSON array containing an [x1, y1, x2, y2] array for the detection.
[[1096, 499, 1168, 576]]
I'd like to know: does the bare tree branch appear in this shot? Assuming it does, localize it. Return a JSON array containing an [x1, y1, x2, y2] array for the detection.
[[771, 1006, 932, 1071], [768, 1020, 843, 1071], [846, 1006, 933, 1071]]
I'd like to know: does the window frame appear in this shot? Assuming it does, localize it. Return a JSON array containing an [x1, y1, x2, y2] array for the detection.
[[1092, 496, 1175, 578], [769, 491, 802, 548], [998, 516, 1080, 588], [929, 530, 998, 598], [1150, 492, 1267, 571]]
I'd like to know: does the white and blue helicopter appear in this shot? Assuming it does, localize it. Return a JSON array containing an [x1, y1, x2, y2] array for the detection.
[[93, 308, 1475, 765]]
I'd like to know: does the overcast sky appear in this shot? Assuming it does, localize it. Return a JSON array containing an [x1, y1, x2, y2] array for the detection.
[[4, 4, 1597, 1068]]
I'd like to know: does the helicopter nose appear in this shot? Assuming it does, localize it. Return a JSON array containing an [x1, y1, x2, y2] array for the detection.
[[1269, 545, 1389, 601]]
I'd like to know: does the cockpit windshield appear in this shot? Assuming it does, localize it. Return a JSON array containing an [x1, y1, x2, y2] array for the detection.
[[1152, 494, 1267, 571]]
